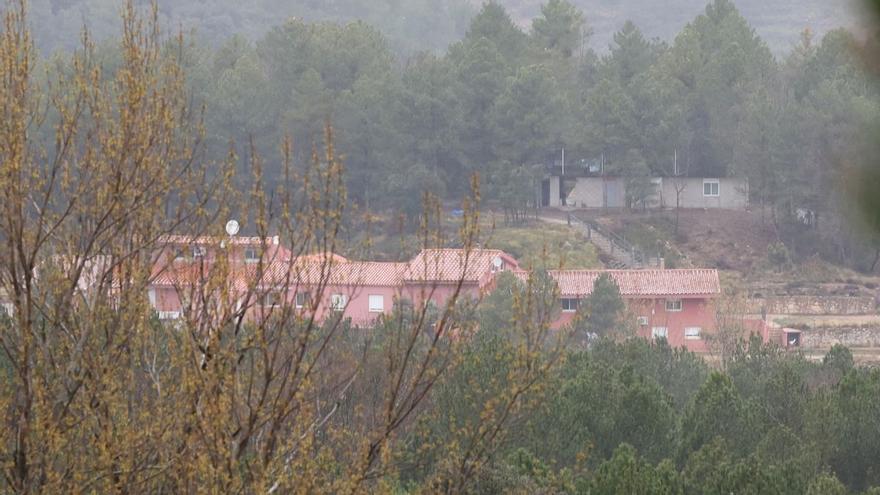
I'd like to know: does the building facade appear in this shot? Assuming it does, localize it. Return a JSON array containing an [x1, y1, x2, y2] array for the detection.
[[508, 269, 721, 352], [543, 176, 749, 210], [540, 269, 720, 352], [146, 238, 725, 352]]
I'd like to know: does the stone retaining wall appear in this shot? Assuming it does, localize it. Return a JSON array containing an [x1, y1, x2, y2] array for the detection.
[[801, 326, 880, 348], [749, 296, 876, 315]]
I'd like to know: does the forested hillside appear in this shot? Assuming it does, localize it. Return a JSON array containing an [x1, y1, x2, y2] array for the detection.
[[29, 0, 880, 271], [28, 0, 855, 55]]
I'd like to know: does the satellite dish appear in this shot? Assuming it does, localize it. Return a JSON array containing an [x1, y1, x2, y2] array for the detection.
[[225, 220, 240, 236], [492, 256, 503, 269]]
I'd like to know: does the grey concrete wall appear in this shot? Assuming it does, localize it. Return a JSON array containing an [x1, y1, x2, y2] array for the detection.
[[567, 177, 608, 208], [660, 178, 749, 209], [549, 176, 561, 207], [565, 177, 748, 210]]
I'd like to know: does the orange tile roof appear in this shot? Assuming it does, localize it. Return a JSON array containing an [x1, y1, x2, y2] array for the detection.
[[151, 263, 211, 287], [513, 269, 721, 297], [151, 246, 719, 299], [293, 253, 350, 264], [152, 257, 406, 291], [405, 249, 518, 283], [282, 260, 407, 287], [159, 235, 282, 246], [151, 244, 520, 290]]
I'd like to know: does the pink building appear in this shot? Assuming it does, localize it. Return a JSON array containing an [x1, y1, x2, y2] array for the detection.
[[275, 248, 519, 325], [400, 248, 519, 304], [148, 241, 519, 326], [148, 235, 294, 321], [541, 269, 721, 352], [145, 236, 723, 352]]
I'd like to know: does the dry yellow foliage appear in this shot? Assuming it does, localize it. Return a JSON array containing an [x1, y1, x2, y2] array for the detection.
[[0, 2, 569, 493]]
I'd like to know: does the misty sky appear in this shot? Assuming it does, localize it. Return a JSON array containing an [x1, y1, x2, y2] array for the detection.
[[28, 0, 862, 55]]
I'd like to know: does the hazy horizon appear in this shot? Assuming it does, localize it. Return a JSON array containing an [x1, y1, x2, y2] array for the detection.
[[28, 0, 861, 56]]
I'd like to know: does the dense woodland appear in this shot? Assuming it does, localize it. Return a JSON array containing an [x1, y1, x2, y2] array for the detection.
[[387, 273, 880, 493], [31, 0, 880, 269]]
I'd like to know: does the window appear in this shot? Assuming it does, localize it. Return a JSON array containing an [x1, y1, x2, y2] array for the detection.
[[158, 311, 180, 320], [368, 294, 385, 313], [665, 299, 683, 312], [244, 247, 260, 263], [295, 292, 310, 309], [652, 327, 668, 339], [330, 294, 347, 311], [148, 289, 157, 307], [263, 290, 283, 307], [1, 303, 13, 317], [490, 256, 504, 273], [685, 327, 702, 340], [637, 316, 649, 326], [703, 179, 720, 197], [192, 246, 207, 258], [561, 298, 579, 312]]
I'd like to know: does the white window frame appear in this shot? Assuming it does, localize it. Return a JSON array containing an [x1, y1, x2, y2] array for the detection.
[[637, 316, 649, 326], [561, 298, 579, 313], [685, 327, 702, 340], [330, 293, 347, 311], [652, 327, 668, 340], [295, 291, 309, 309], [192, 245, 207, 258], [368, 294, 385, 313], [158, 310, 180, 320], [703, 179, 720, 197], [1, 302, 13, 317], [665, 299, 683, 312], [244, 247, 260, 263]]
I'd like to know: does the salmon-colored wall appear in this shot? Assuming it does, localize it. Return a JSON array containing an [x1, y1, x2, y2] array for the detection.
[[149, 279, 487, 327], [630, 297, 715, 352], [151, 287, 182, 313], [299, 284, 403, 326], [400, 282, 480, 308], [151, 277, 716, 355], [551, 296, 715, 353]]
